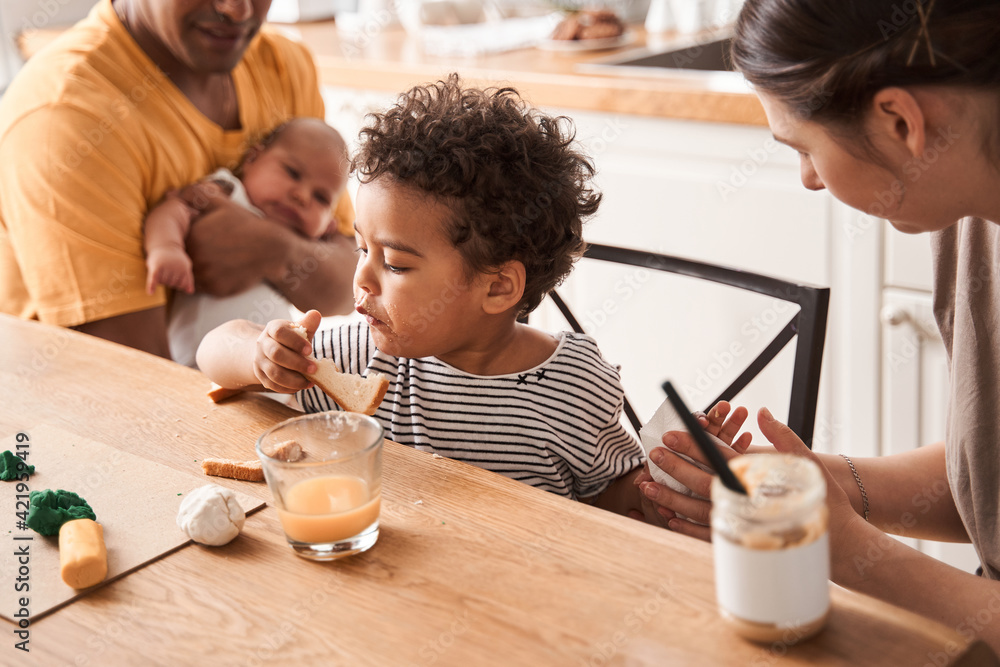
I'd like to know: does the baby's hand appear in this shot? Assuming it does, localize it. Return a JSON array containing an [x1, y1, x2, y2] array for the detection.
[[252, 310, 323, 394], [146, 247, 194, 295]]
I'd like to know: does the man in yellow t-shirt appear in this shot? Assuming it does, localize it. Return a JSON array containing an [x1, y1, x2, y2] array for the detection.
[[0, 0, 357, 358]]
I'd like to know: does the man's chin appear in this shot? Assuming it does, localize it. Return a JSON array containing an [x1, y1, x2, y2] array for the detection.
[[183, 42, 254, 74], [193, 55, 248, 73]]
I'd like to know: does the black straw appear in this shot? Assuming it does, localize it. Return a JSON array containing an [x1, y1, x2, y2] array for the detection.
[[662, 381, 748, 495]]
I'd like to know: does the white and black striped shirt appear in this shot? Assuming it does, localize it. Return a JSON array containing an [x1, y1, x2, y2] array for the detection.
[[298, 322, 644, 500]]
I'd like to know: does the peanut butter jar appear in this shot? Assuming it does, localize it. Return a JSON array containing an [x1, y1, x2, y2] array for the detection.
[[711, 454, 830, 644]]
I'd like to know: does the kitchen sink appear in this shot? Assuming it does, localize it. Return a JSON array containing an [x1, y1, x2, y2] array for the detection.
[[608, 37, 733, 71], [577, 37, 747, 90]]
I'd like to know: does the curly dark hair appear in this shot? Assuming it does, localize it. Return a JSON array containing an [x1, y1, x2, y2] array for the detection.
[[352, 74, 601, 315]]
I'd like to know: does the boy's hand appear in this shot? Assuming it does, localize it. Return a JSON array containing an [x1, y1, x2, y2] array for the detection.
[[635, 464, 673, 528], [252, 310, 323, 393], [296, 309, 323, 342], [630, 400, 752, 537], [146, 247, 195, 295], [696, 400, 752, 453]]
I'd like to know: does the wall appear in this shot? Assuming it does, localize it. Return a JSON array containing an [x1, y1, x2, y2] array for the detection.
[[0, 0, 96, 90]]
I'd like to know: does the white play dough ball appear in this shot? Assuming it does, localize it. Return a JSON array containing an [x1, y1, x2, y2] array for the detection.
[[176, 484, 246, 546]]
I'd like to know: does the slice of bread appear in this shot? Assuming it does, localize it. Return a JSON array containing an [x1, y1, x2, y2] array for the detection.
[[201, 458, 264, 482], [291, 322, 388, 415], [305, 358, 388, 415]]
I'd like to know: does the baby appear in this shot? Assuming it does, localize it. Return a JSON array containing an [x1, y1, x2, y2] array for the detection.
[[197, 76, 648, 516], [144, 117, 349, 295], [143, 118, 351, 367]]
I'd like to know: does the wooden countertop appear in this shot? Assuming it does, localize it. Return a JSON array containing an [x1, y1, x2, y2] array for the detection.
[[1, 314, 997, 666], [18, 21, 767, 125], [288, 21, 767, 125]]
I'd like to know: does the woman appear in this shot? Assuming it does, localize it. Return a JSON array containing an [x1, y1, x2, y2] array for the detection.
[[637, 0, 1000, 653]]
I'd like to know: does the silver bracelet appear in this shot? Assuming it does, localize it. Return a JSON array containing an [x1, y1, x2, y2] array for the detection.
[[839, 454, 870, 522]]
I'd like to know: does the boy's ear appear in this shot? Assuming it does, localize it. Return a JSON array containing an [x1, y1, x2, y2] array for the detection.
[[482, 260, 526, 315]]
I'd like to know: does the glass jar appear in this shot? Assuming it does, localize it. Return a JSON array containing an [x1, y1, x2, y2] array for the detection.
[[711, 454, 830, 644]]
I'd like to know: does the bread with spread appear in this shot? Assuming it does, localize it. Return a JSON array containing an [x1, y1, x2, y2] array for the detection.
[[292, 324, 389, 415], [305, 358, 389, 416]]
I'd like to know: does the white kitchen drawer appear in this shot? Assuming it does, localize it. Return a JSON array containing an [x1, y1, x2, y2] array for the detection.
[[884, 223, 934, 292]]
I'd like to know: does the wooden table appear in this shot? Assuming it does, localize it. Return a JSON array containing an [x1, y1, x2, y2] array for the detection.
[[1, 314, 996, 666]]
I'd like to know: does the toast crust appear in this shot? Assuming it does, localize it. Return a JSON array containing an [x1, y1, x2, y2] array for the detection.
[[207, 383, 243, 403], [201, 458, 264, 482]]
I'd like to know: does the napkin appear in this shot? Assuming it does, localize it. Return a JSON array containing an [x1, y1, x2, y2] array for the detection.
[[639, 397, 735, 500]]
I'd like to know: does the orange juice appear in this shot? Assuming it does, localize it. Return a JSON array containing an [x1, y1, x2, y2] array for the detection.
[[277, 475, 381, 543]]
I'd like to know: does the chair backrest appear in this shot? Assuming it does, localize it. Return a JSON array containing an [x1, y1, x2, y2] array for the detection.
[[546, 243, 830, 448]]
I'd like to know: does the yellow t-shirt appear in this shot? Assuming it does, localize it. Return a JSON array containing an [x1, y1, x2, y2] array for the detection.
[[0, 0, 352, 326]]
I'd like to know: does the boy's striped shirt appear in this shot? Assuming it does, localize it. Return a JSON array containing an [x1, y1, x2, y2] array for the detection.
[[299, 322, 643, 500]]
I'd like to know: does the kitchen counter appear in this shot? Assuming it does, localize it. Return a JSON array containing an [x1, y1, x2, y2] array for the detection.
[[18, 21, 766, 125], [290, 22, 766, 125]]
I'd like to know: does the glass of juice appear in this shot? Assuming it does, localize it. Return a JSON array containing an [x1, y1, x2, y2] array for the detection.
[[256, 412, 383, 560]]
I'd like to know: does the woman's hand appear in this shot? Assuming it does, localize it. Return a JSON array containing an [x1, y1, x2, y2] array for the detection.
[[640, 406, 858, 543], [754, 408, 858, 535], [630, 401, 750, 537], [252, 310, 322, 393]]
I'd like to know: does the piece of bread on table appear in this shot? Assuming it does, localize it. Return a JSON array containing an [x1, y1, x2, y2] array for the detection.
[[305, 358, 388, 415], [207, 382, 243, 403], [201, 458, 264, 482], [268, 439, 304, 462]]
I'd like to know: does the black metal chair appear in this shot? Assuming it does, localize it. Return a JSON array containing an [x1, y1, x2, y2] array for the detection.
[[546, 243, 830, 448]]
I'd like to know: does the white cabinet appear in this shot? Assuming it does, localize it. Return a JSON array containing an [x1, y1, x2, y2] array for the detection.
[[880, 287, 946, 458]]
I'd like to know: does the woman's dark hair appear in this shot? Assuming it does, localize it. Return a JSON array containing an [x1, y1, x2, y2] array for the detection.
[[732, 0, 1000, 156], [352, 74, 600, 315]]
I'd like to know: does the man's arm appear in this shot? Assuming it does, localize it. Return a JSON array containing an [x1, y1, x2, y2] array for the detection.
[[0, 105, 168, 351], [73, 307, 171, 358], [272, 230, 358, 315], [184, 201, 357, 315]]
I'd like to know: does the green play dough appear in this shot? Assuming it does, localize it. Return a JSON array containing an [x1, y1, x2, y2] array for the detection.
[[26, 489, 96, 536], [0, 450, 34, 481]]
